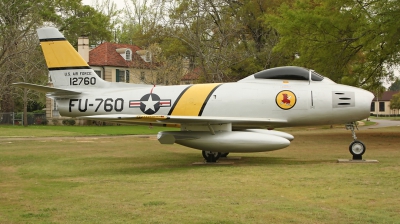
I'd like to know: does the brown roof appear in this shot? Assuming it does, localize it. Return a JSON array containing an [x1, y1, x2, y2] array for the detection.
[[373, 91, 400, 101], [89, 42, 152, 68], [182, 67, 201, 81]]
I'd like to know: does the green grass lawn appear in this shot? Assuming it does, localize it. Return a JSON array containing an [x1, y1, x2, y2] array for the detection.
[[369, 116, 400, 120], [0, 125, 176, 137], [0, 126, 399, 223], [0, 119, 377, 138]]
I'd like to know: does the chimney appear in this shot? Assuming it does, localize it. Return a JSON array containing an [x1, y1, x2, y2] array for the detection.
[[78, 36, 89, 62]]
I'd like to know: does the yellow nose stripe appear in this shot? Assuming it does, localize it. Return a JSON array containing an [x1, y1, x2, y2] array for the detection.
[[40, 40, 88, 69], [170, 83, 221, 116]]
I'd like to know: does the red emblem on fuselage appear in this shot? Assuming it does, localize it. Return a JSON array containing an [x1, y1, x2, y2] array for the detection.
[[281, 94, 291, 105]]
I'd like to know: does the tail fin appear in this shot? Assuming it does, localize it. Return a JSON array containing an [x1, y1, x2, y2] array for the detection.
[[37, 27, 107, 88]]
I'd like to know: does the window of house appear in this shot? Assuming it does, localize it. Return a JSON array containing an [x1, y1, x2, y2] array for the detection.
[[379, 102, 385, 112], [145, 51, 151, 62], [94, 70, 102, 79], [370, 102, 375, 112], [116, 69, 125, 82], [119, 70, 125, 82], [126, 49, 132, 61]]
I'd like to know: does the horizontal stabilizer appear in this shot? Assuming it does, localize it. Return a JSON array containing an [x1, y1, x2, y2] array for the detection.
[[12, 82, 81, 95]]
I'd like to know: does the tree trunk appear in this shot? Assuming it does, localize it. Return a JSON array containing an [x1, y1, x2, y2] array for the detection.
[[0, 85, 14, 124], [23, 88, 28, 127]]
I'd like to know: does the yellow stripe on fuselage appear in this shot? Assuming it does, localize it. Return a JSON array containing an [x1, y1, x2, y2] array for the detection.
[[170, 83, 221, 116], [40, 40, 88, 68]]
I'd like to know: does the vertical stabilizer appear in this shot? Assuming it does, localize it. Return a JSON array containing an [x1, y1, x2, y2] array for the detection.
[[37, 27, 107, 88]]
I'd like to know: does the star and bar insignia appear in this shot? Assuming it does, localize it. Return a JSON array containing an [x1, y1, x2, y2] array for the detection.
[[129, 93, 171, 115]]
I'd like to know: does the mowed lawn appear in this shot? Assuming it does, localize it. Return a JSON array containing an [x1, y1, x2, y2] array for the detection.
[[0, 125, 176, 137], [0, 125, 400, 223]]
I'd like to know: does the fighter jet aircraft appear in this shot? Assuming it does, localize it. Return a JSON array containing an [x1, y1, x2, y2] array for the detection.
[[13, 27, 374, 162]]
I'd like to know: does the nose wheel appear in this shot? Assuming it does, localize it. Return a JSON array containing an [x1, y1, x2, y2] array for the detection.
[[349, 140, 366, 160], [346, 122, 366, 160]]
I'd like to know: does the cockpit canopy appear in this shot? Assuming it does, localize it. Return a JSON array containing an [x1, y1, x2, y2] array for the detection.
[[252, 66, 324, 81]]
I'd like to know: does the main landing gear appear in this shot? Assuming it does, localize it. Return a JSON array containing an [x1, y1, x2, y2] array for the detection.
[[202, 151, 222, 163], [346, 122, 366, 160], [201, 151, 230, 163], [220, 152, 230, 158]]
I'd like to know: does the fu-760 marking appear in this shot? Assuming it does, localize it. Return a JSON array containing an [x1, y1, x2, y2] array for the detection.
[[69, 98, 124, 112], [13, 27, 374, 163]]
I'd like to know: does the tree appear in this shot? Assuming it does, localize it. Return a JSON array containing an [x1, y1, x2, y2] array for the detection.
[[389, 78, 400, 91], [168, 0, 261, 82], [1, 0, 115, 119], [113, 0, 294, 83], [56, 0, 115, 47], [222, 0, 293, 79], [165, 0, 294, 82], [0, 0, 52, 115], [390, 93, 400, 115], [11, 33, 47, 126], [92, 0, 121, 29], [117, 0, 168, 47], [268, 0, 400, 90]]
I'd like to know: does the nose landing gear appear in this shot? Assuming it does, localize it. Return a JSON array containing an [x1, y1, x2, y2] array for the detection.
[[346, 122, 366, 160]]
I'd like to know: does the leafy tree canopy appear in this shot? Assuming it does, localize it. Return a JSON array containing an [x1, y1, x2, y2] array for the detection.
[[390, 93, 400, 111], [267, 0, 400, 90], [389, 78, 400, 91], [56, 0, 114, 47], [0, 0, 115, 113]]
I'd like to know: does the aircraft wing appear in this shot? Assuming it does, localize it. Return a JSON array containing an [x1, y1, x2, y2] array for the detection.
[[78, 114, 287, 127], [12, 82, 81, 96]]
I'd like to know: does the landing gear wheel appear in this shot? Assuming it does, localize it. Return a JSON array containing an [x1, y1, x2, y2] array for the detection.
[[349, 140, 365, 160], [202, 151, 221, 163], [220, 152, 229, 158]]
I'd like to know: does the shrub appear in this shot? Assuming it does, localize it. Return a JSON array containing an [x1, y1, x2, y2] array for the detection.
[[62, 119, 76, 126], [33, 110, 46, 114], [52, 119, 59, 126], [40, 119, 48, 125]]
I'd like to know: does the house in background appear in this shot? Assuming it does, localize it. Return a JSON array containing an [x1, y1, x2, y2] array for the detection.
[[370, 91, 400, 116], [79, 37, 157, 84], [180, 67, 201, 84]]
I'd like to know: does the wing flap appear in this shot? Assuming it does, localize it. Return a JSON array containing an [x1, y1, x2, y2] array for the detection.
[[78, 114, 287, 127]]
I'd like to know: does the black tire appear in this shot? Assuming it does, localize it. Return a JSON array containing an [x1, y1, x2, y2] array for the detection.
[[220, 152, 229, 157], [202, 151, 221, 162], [349, 140, 366, 156]]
